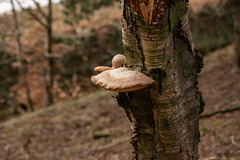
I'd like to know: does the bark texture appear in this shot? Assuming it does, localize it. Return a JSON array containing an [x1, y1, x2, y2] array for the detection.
[[117, 0, 204, 159], [227, 0, 240, 68]]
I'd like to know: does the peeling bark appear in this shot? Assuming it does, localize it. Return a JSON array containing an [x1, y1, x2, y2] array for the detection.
[[127, 0, 168, 25], [118, 0, 204, 159]]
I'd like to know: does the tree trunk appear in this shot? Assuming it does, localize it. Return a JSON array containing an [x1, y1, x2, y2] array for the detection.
[[117, 0, 204, 159], [44, 0, 54, 106], [10, 0, 34, 111], [227, 0, 240, 69]]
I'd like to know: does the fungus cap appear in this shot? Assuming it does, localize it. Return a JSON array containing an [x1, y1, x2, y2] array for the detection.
[[91, 67, 155, 92], [94, 66, 112, 73], [112, 54, 126, 68]]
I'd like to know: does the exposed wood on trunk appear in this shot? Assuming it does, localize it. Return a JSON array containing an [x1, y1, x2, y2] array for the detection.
[[118, 0, 204, 159], [10, 0, 34, 111]]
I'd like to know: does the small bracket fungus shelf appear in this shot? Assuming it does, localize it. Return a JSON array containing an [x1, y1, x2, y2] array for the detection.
[[91, 54, 155, 92]]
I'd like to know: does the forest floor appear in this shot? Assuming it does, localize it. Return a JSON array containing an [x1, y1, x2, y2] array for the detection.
[[0, 45, 240, 160]]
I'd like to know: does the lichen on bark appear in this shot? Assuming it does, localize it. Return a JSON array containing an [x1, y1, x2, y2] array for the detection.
[[118, 0, 204, 159]]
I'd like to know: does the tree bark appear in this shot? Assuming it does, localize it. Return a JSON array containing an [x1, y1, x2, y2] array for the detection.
[[227, 0, 240, 69], [10, 0, 34, 111], [117, 0, 204, 159]]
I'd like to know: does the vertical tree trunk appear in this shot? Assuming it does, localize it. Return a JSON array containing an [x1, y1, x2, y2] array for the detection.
[[44, 0, 54, 106], [10, 0, 34, 111], [227, 0, 240, 69], [117, 0, 204, 159]]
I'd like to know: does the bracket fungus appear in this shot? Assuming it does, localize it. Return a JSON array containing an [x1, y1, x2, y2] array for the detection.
[[91, 54, 155, 92]]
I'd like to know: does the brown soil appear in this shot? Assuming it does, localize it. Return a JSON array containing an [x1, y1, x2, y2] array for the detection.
[[0, 45, 240, 160], [198, 45, 240, 159]]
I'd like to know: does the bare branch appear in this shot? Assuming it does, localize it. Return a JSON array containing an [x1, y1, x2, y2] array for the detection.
[[32, 0, 47, 18], [16, 0, 48, 28], [200, 106, 240, 119]]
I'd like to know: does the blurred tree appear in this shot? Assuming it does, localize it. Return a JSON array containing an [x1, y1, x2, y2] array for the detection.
[[17, 0, 56, 106], [117, 0, 204, 159], [190, 3, 234, 55], [226, 0, 240, 70], [10, 0, 34, 111], [60, 0, 118, 33], [0, 4, 18, 117]]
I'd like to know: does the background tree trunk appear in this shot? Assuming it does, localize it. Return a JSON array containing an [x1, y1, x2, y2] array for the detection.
[[44, 0, 54, 106], [117, 0, 204, 159], [227, 0, 240, 69], [16, 0, 55, 106], [10, 0, 34, 111]]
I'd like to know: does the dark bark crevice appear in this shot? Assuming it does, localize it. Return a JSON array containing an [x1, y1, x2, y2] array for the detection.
[[117, 90, 156, 159], [135, 28, 147, 72]]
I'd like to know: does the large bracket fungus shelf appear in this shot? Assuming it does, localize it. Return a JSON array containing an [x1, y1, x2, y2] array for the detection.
[[91, 54, 155, 92]]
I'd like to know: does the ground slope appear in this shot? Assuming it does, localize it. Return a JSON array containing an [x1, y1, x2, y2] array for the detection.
[[0, 45, 240, 160]]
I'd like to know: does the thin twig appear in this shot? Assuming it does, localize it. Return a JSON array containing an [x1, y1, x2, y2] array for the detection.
[[32, 0, 47, 18], [200, 106, 240, 119], [16, 0, 47, 28]]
